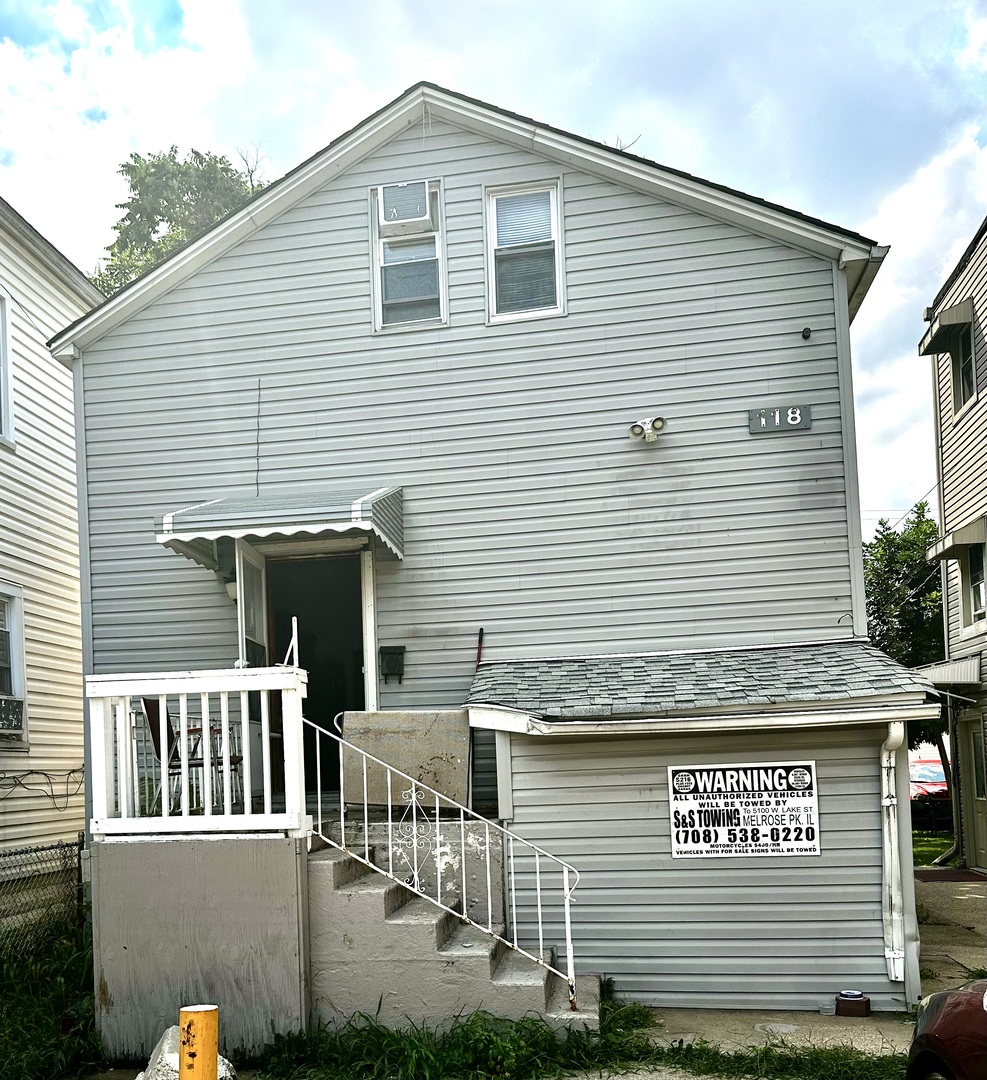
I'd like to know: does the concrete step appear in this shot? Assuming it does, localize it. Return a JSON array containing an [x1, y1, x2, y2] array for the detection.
[[307, 846, 599, 1029], [546, 972, 600, 1027]]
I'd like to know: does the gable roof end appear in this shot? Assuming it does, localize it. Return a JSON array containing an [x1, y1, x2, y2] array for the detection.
[[49, 82, 885, 359]]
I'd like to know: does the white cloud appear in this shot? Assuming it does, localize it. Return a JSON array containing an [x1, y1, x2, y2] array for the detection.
[[851, 122, 987, 534]]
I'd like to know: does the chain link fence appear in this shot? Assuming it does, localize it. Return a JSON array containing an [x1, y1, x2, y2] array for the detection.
[[0, 835, 83, 957]]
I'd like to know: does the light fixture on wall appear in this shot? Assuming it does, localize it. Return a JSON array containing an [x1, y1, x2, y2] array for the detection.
[[628, 416, 668, 442]]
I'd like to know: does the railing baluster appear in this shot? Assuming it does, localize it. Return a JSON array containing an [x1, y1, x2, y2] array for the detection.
[[260, 690, 271, 815], [460, 809, 467, 917], [387, 769, 393, 878], [509, 835, 518, 947], [315, 729, 322, 834], [115, 700, 132, 818], [563, 865, 575, 1007], [239, 690, 251, 818], [535, 851, 543, 960], [339, 740, 346, 849], [485, 821, 492, 932], [158, 694, 169, 819], [221, 692, 232, 816], [201, 692, 213, 814], [362, 756, 369, 862], [411, 781, 419, 889], [434, 793, 441, 904], [178, 694, 190, 815]]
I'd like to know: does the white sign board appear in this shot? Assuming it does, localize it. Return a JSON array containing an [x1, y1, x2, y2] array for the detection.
[[668, 761, 820, 858]]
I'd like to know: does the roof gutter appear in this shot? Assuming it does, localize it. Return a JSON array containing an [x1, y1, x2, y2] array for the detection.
[[842, 244, 889, 324]]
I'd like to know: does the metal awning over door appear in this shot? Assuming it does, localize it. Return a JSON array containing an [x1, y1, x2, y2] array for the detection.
[[155, 486, 404, 568]]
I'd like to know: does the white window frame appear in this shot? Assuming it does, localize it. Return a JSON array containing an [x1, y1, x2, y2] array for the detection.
[[0, 581, 27, 745], [0, 285, 15, 449], [951, 321, 977, 416], [485, 179, 565, 324], [964, 542, 987, 628], [370, 179, 446, 332]]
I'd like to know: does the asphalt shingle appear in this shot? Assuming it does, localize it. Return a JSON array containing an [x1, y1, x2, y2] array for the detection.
[[465, 641, 933, 719]]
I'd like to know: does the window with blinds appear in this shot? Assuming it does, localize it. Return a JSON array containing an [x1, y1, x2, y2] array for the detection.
[[372, 180, 445, 329], [0, 590, 25, 737], [488, 183, 563, 319]]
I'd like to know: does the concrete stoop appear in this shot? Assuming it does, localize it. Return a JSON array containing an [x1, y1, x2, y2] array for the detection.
[[308, 847, 598, 1029]]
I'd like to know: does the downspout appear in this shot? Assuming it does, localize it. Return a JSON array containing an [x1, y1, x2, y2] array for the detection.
[[881, 721, 907, 986]]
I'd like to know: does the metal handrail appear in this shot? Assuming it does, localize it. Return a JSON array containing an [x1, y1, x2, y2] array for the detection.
[[304, 714, 580, 1007]]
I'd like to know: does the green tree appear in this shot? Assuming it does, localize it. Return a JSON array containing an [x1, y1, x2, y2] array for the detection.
[[863, 500, 945, 751], [91, 146, 264, 294]]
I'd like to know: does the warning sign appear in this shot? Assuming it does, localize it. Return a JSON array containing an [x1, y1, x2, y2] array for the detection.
[[667, 761, 820, 859]]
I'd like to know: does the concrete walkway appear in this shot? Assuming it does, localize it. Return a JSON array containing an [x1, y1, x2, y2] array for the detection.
[[87, 870, 985, 1080]]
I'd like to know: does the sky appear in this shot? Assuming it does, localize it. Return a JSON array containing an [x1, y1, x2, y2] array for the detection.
[[1, 0, 985, 539]]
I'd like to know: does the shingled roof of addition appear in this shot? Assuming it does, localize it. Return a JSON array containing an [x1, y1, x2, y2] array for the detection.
[[466, 641, 933, 719]]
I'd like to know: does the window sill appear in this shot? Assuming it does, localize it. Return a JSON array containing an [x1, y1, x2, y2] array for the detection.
[[951, 394, 978, 425], [487, 306, 566, 327], [372, 317, 447, 336], [958, 620, 987, 642], [0, 433, 15, 453]]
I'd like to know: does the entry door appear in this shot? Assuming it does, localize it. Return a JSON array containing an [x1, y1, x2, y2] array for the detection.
[[964, 717, 987, 870], [235, 539, 268, 667]]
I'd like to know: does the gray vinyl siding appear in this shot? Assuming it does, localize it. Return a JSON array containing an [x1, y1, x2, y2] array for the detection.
[[81, 118, 856, 712], [506, 726, 902, 1010], [928, 230, 987, 662], [0, 231, 90, 849]]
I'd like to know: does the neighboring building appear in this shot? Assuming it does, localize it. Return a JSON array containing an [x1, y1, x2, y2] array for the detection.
[[0, 196, 103, 848], [50, 84, 938, 1048], [919, 214, 987, 874]]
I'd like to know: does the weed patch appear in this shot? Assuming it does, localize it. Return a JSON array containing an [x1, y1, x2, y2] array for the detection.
[[0, 918, 103, 1080], [254, 998, 908, 1080]]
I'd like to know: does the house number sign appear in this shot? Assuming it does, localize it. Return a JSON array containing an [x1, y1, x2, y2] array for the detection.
[[667, 761, 820, 859], [749, 405, 811, 433]]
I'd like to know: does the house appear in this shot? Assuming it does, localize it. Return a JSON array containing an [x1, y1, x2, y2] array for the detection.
[[918, 213, 987, 874], [49, 84, 939, 1054], [0, 196, 102, 850]]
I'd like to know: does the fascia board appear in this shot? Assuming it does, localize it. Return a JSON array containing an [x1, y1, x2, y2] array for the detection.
[[470, 703, 940, 737], [50, 93, 429, 357], [421, 89, 878, 264]]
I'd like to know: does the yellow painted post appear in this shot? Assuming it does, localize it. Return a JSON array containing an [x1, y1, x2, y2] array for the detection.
[[179, 1004, 219, 1080]]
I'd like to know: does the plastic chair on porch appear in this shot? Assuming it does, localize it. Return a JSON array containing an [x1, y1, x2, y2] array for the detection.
[[140, 697, 205, 812], [140, 698, 244, 813]]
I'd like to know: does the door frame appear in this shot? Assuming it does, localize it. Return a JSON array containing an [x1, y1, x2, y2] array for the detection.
[[246, 538, 380, 709]]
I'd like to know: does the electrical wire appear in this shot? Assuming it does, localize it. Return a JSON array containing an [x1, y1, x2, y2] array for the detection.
[[0, 768, 85, 812]]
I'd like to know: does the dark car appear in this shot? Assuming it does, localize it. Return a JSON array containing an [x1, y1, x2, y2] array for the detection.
[[907, 978, 987, 1080]]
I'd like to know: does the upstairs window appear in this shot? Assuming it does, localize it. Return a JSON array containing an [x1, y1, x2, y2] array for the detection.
[[487, 182, 564, 321], [951, 324, 976, 413], [372, 179, 445, 329], [0, 286, 13, 446], [968, 543, 986, 625]]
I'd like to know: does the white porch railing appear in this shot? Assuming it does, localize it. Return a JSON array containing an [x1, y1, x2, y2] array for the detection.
[[306, 715, 580, 1007], [86, 667, 311, 838]]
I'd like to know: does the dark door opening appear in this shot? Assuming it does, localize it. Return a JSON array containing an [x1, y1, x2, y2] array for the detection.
[[268, 555, 364, 795]]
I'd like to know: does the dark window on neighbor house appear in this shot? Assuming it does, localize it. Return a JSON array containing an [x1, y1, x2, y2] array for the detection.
[[969, 543, 986, 624], [952, 324, 976, 412]]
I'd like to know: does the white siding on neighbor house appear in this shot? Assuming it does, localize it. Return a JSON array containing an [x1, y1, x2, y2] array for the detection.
[[928, 230, 987, 663], [506, 726, 901, 1010], [0, 234, 88, 849], [80, 119, 857, 713]]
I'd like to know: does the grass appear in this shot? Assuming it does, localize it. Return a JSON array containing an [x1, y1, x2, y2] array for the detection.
[[253, 993, 909, 1080], [912, 830, 954, 866], [0, 918, 103, 1080]]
